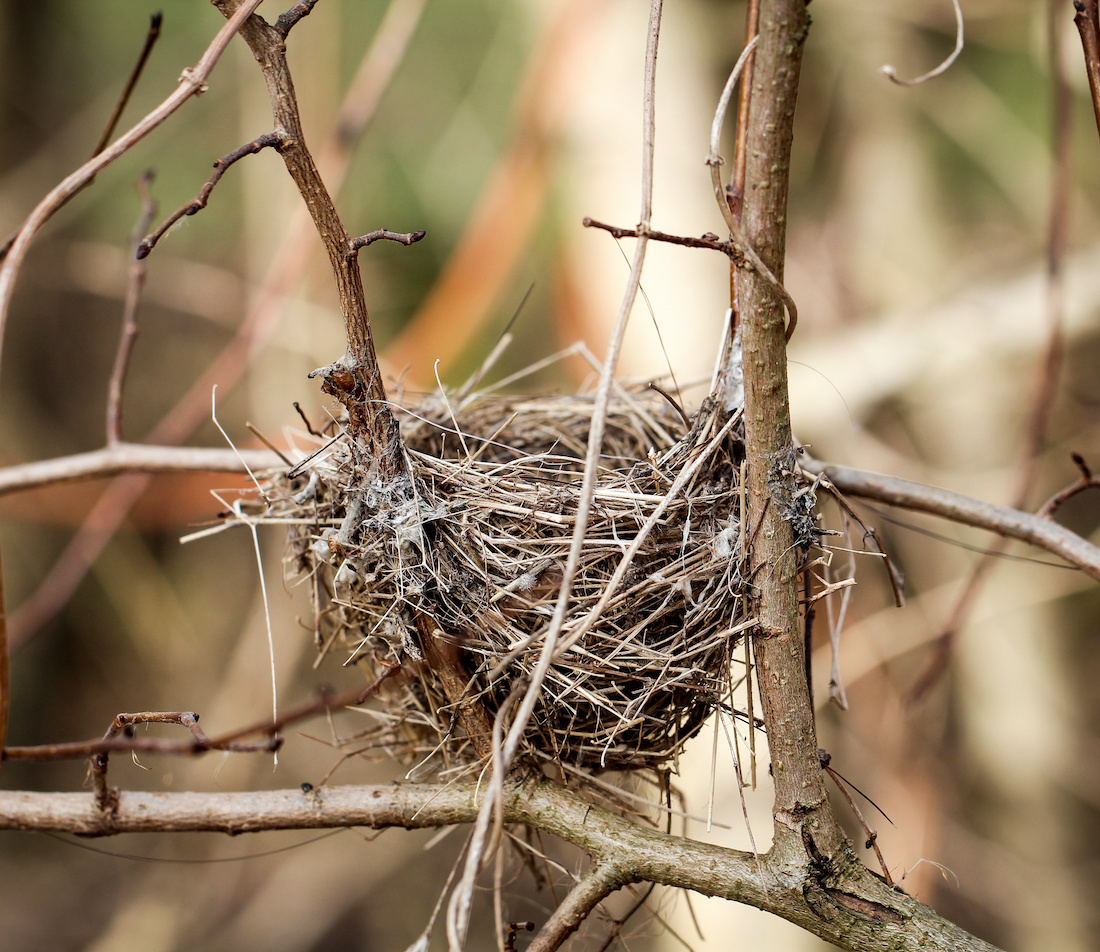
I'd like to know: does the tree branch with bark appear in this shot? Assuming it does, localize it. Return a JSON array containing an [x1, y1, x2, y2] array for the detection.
[[0, 3, 1094, 951]]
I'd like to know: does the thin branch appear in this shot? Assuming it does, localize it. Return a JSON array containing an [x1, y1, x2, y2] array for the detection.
[[1073, 0, 1100, 141], [348, 228, 426, 252], [274, 0, 320, 37], [0, 12, 164, 265], [1039, 452, 1100, 516], [528, 861, 624, 952], [8, 0, 421, 646], [0, 443, 280, 497], [87, 711, 273, 814], [212, 0, 399, 458], [0, 0, 266, 372], [906, 0, 1075, 701], [820, 752, 892, 888], [2, 676, 399, 767], [107, 171, 157, 445], [136, 133, 281, 259], [801, 457, 1100, 582], [582, 217, 743, 259], [705, 35, 799, 341], [91, 13, 164, 159]]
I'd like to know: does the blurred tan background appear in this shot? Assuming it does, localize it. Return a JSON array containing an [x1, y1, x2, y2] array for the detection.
[[1, 0, 1098, 950]]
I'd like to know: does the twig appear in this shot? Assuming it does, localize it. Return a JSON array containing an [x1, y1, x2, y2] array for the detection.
[[2, 677, 398, 767], [107, 171, 158, 445], [0, 12, 164, 265], [136, 133, 281, 259], [880, 0, 964, 86], [1073, 0, 1100, 141], [582, 217, 743, 260], [4, 718, 280, 764], [213, 1, 399, 458], [801, 457, 1100, 581], [91, 13, 164, 159], [1039, 452, 1100, 516], [274, 0, 320, 36], [89, 711, 237, 814], [527, 861, 623, 952], [0, 443, 280, 497], [820, 751, 893, 888], [348, 228, 426, 252], [8, 0, 423, 645], [0, 0, 266, 371]]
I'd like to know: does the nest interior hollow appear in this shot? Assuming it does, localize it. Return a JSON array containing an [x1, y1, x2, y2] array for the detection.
[[276, 386, 752, 774]]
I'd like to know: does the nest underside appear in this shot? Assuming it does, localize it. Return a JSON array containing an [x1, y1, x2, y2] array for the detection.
[[267, 388, 753, 774]]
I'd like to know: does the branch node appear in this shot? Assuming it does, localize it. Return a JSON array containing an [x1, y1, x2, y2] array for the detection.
[[179, 67, 210, 95]]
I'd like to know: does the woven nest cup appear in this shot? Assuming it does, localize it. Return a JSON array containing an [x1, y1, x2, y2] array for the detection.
[[276, 386, 750, 774]]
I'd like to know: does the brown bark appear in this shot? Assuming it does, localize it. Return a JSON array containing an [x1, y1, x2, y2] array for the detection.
[[736, 0, 847, 862], [212, 1, 401, 469]]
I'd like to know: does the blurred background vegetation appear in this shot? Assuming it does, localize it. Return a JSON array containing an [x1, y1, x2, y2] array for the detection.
[[1, 0, 1099, 950]]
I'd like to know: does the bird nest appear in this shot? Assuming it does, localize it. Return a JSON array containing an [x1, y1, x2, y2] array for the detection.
[[263, 385, 756, 775]]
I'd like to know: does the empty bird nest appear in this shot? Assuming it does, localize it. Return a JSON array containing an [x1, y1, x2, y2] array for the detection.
[[250, 383, 778, 775]]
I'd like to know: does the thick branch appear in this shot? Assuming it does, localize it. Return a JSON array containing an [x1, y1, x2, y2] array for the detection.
[[736, 0, 844, 863], [0, 779, 1002, 952]]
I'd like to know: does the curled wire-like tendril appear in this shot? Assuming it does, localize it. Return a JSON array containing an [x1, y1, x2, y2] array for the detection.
[[881, 0, 964, 87]]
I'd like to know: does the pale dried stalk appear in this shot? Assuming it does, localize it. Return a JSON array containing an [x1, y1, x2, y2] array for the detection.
[[446, 4, 664, 948]]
